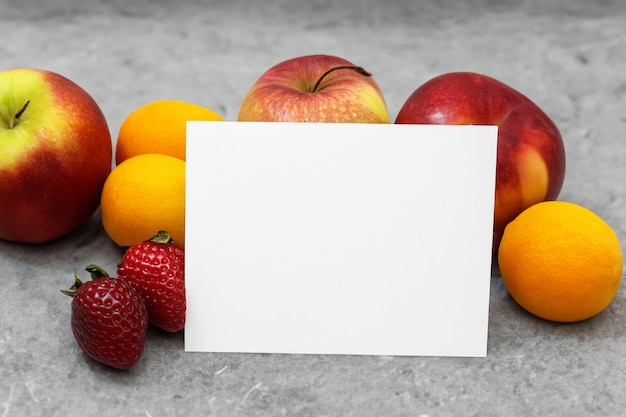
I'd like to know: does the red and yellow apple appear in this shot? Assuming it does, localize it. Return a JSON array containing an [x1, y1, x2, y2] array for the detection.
[[0, 68, 112, 244], [395, 72, 566, 251], [237, 54, 390, 123]]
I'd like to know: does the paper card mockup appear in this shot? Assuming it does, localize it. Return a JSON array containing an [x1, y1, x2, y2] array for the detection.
[[184, 122, 498, 357]]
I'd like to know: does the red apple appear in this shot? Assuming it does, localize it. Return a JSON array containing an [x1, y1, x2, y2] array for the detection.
[[0, 68, 112, 244], [237, 54, 389, 123], [395, 72, 566, 251]]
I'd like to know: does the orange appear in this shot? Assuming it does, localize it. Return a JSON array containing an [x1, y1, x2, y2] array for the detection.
[[498, 201, 623, 322], [116, 99, 223, 164], [101, 153, 186, 248]]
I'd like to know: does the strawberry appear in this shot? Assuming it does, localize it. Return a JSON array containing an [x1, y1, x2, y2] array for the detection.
[[62, 265, 148, 370], [117, 230, 185, 332]]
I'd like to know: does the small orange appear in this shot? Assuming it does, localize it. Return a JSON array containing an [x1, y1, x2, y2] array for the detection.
[[498, 201, 623, 322], [116, 99, 223, 164], [101, 153, 186, 248]]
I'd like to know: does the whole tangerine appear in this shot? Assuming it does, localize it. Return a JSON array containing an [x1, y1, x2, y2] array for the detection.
[[498, 201, 623, 322], [116, 99, 223, 164], [101, 153, 186, 248]]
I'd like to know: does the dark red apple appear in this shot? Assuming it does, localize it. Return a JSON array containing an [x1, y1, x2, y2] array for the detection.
[[395, 72, 566, 251]]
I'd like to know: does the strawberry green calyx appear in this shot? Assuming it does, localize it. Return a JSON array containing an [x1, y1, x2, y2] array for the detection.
[[84, 264, 110, 280], [61, 265, 111, 297], [149, 230, 174, 244], [61, 275, 83, 297]]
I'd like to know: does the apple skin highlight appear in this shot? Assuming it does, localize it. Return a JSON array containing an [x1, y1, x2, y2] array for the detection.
[[0, 68, 112, 243], [237, 54, 390, 123], [395, 72, 566, 251]]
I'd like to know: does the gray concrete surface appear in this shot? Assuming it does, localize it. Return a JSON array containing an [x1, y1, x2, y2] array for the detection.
[[1, 0, 625, 415]]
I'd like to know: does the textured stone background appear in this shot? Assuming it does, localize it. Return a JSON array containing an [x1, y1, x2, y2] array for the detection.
[[1, 0, 625, 415]]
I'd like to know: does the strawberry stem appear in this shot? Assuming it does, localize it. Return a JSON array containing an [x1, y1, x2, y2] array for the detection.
[[312, 66, 372, 93]]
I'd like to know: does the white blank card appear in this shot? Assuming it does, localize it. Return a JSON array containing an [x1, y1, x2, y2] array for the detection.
[[185, 122, 497, 357]]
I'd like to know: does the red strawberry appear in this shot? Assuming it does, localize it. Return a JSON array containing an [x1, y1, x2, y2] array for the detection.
[[62, 265, 148, 370], [117, 230, 185, 332]]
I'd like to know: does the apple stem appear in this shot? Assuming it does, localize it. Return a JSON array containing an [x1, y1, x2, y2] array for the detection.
[[9, 100, 30, 129], [312, 66, 372, 93]]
